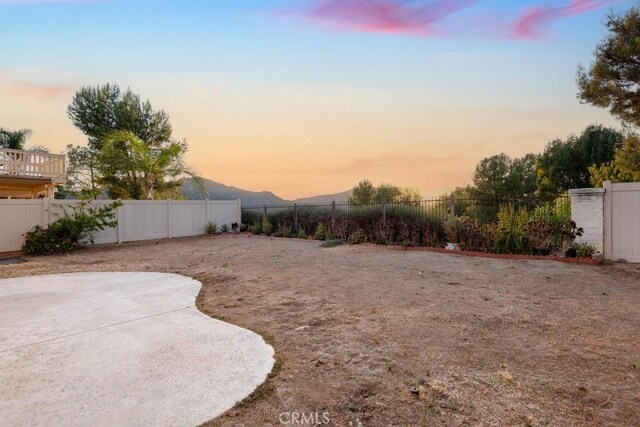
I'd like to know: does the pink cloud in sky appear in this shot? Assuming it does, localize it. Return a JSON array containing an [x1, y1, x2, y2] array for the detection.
[[294, 0, 615, 39], [0, 0, 95, 3], [513, 0, 616, 39], [301, 0, 475, 36], [0, 77, 71, 99]]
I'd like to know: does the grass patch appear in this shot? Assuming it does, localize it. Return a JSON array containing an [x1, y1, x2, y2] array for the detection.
[[321, 239, 344, 248]]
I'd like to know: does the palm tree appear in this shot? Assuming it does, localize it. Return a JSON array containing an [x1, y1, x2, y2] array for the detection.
[[100, 130, 201, 200], [0, 128, 32, 150]]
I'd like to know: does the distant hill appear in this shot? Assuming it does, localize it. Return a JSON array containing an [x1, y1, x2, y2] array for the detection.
[[292, 190, 352, 205], [181, 178, 287, 207], [181, 178, 352, 207]]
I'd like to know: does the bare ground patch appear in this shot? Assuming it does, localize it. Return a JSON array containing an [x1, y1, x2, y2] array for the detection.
[[2, 235, 639, 426]]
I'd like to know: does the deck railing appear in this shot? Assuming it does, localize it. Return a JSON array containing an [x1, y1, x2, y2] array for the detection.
[[0, 148, 65, 181]]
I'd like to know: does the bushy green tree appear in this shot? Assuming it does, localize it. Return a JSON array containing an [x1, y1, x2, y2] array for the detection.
[[349, 180, 422, 205], [99, 130, 196, 200], [349, 179, 376, 204], [577, 3, 640, 128], [373, 183, 401, 204], [66, 84, 200, 200], [67, 83, 172, 150], [590, 134, 640, 186], [472, 153, 538, 200], [537, 125, 623, 197], [65, 145, 101, 198]]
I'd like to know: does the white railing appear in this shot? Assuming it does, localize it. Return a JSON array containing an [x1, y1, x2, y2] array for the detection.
[[0, 148, 65, 181]]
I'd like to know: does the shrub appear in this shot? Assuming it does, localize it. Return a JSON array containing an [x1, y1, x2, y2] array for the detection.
[[274, 222, 292, 238], [241, 210, 263, 227], [347, 229, 367, 245], [444, 218, 457, 243], [526, 218, 554, 252], [23, 200, 121, 255], [314, 223, 328, 240], [452, 216, 494, 252], [239, 223, 248, 232], [220, 223, 230, 233], [249, 221, 262, 235], [530, 194, 571, 224], [296, 228, 307, 239], [261, 217, 273, 236], [321, 239, 344, 248], [559, 219, 584, 247], [567, 242, 597, 257], [493, 204, 529, 254], [206, 222, 218, 235]]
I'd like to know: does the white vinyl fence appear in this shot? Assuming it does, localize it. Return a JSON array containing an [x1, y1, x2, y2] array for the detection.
[[0, 199, 241, 253], [571, 180, 640, 263], [604, 181, 640, 263]]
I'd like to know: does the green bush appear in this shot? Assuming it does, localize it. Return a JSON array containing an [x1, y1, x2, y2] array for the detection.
[[314, 223, 328, 240], [274, 222, 292, 238], [493, 204, 529, 254], [296, 228, 307, 239], [450, 216, 494, 252], [206, 222, 218, 235], [261, 217, 273, 236], [321, 239, 344, 248], [23, 200, 121, 255], [249, 221, 262, 234], [568, 242, 597, 257], [220, 223, 230, 233], [347, 229, 367, 245]]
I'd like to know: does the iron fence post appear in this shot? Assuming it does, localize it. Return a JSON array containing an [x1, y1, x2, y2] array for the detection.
[[331, 201, 336, 228], [450, 194, 456, 221]]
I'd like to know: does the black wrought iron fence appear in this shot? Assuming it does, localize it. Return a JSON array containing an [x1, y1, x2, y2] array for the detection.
[[241, 194, 571, 253]]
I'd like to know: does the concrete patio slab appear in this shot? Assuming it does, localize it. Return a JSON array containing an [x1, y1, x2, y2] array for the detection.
[[0, 272, 274, 426]]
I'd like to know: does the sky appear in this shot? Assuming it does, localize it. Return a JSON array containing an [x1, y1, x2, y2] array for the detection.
[[0, 0, 634, 199]]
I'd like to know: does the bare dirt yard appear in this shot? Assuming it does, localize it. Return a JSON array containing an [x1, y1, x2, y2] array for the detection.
[[2, 234, 639, 426]]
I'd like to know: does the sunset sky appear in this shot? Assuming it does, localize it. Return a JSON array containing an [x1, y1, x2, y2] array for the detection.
[[0, 0, 632, 199]]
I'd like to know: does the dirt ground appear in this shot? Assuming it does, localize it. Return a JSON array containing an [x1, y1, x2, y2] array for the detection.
[[2, 234, 639, 426]]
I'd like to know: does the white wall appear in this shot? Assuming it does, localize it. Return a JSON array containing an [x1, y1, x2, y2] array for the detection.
[[0, 199, 241, 253], [571, 182, 640, 262], [569, 188, 605, 254]]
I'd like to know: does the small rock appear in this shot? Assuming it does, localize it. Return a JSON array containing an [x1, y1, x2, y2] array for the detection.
[[294, 325, 310, 331]]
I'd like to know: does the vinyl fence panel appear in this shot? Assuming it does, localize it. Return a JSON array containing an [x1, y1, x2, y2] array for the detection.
[[0, 199, 241, 253], [605, 182, 640, 262], [0, 200, 45, 253]]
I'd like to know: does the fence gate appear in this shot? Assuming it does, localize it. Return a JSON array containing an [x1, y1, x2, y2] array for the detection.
[[604, 182, 640, 263]]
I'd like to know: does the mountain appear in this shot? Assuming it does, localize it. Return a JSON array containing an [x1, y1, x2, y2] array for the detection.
[[181, 178, 287, 207], [292, 190, 352, 204], [181, 178, 352, 206]]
